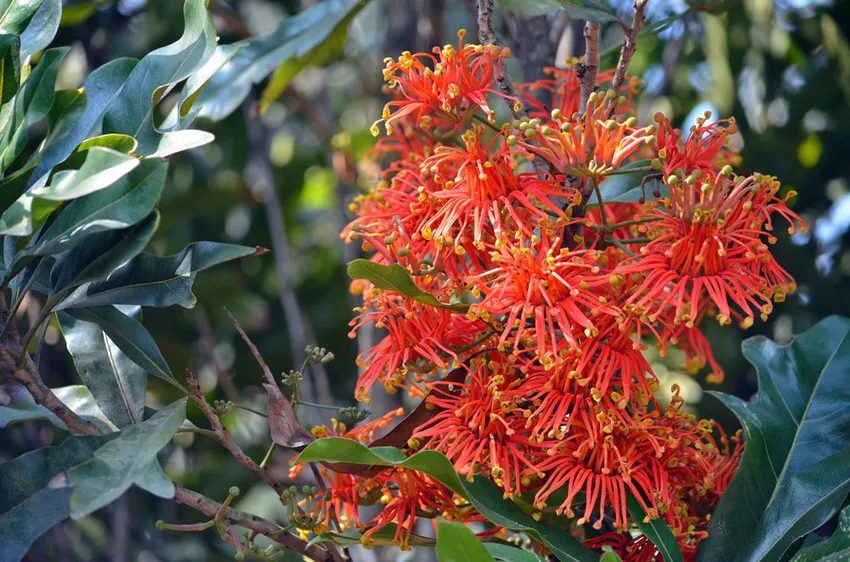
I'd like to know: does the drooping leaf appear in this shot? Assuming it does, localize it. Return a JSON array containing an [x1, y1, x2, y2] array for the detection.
[[626, 495, 683, 562], [0, 34, 21, 105], [498, 0, 621, 23], [100, 0, 216, 154], [31, 57, 138, 186], [64, 305, 175, 384], [257, 2, 363, 113], [30, 146, 140, 200], [18, 0, 60, 59], [0, 434, 116, 562], [296, 438, 597, 562], [58, 311, 147, 428], [436, 521, 495, 562], [699, 316, 850, 562], [347, 259, 468, 312], [192, 0, 368, 122], [484, 544, 546, 562], [54, 241, 263, 310], [49, 210, 160, 295], [67, 398, 187, 518], [0, 46, 68, 172], [791, 505, 850, 561]]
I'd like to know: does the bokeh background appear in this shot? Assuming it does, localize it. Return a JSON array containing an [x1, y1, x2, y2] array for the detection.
[[3, 0, 849, 559]]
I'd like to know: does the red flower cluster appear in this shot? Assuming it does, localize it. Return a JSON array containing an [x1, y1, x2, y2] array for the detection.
[[328, 31, 804, 558]]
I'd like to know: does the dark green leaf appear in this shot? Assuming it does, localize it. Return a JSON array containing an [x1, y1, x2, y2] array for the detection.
[[791, 505, 850, 561], [588, 161, 663, 205], [50, 210, 160, 294], [55, 241, 263, 310], [0, 0, 47, 36], [436, 521, 494, 562], [192, 0, 368, 122], [19, 0, 60, 59], [31, 57, 138, 186], [101, 0, 215, 154], [484, 544, 546, 562], [64, 305, 174, 383], [347, 259, 468, 312], [58, 311, 147, 428], [0, 158, 39, 219], [67, 398, 187, 518], [0, 34, 20, 105], [0, 435, 116, 562], [626, 495, 683, 562], [296, 438, 596, 562], [699, 316, 850, 562], [0, 47, 68, 172]]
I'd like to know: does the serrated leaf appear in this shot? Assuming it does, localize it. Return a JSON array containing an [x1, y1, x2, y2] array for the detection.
[[58, 311, 147, 428], [296, 438, 596, 562], [0, 434, 116, 562], [791, 505, 850, 561], [101, 0, 215, 155], [347, 259, 468, 312], [0, 46, 67, 173], [626, 495, 682, 562], [699, 316, 850, 562], [192, 0, 368, 122], [31, 57, 138, 186], [0, 34, 21, 105], [484, 544, 546, 562], [30, 146, 140, 200], [436, 521, 495, 562], [64, 305, 174, 384], [67, 398, 187, 518], [54, 241, 263, 310], [19, 0, 60, 59]]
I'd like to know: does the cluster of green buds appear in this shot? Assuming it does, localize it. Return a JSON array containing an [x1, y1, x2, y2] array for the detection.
[[337, 406, 371, 426], [280, 485, 333, 535], [306, 345, 335, 364], [212, 399, 233, 416]]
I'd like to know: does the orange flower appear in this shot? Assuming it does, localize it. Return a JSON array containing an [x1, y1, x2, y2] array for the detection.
[[655, 111, 739, 180], [518, 67, 640, 121]]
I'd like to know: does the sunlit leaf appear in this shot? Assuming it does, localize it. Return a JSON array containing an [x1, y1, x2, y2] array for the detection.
[[19, 0, 60, 59], [347, 259, 469, 312]]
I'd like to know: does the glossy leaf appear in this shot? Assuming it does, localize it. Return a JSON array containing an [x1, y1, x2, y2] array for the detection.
[[64, 305, 175, 384], [19, 0, 60, 59], [0, 34, 20, 105], [54, 241, 262, 310], [192, 0, 368, 122], [0, 385, 116, 431], [0, 0, 48, 36], [101, 0, 215, 154], [347, 259, 468, 312], [484, 544, 546, 562], [0, 47, 68, 172], [296, 438, 597, 562], [49, 210, 160, 294], [145, 129, 214, 159], [0, 435, 116, 562], [627, 495, 683, 562], [699, 316, 850, 561], [30, 146, 140, 200], [791, 505, 850, 561], [436, 521, 495, 562], [67, 398, 187, 518], [31, 57, 138, 186], [58, 311, 147, 427]]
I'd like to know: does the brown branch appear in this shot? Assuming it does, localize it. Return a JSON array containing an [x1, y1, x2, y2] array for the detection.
[[578, 21, 600, 116], [605, 0, 649, 117], [173, 485, 345, 562], [476, 0, 522, 119], [185, 368, 287, 496]]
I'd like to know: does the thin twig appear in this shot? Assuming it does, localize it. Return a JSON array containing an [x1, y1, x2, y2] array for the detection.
[[476, 0, 523, 119], [224, 307, 277, 388], [605, 0, 649, 118], [578, 21, 600, 116]]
